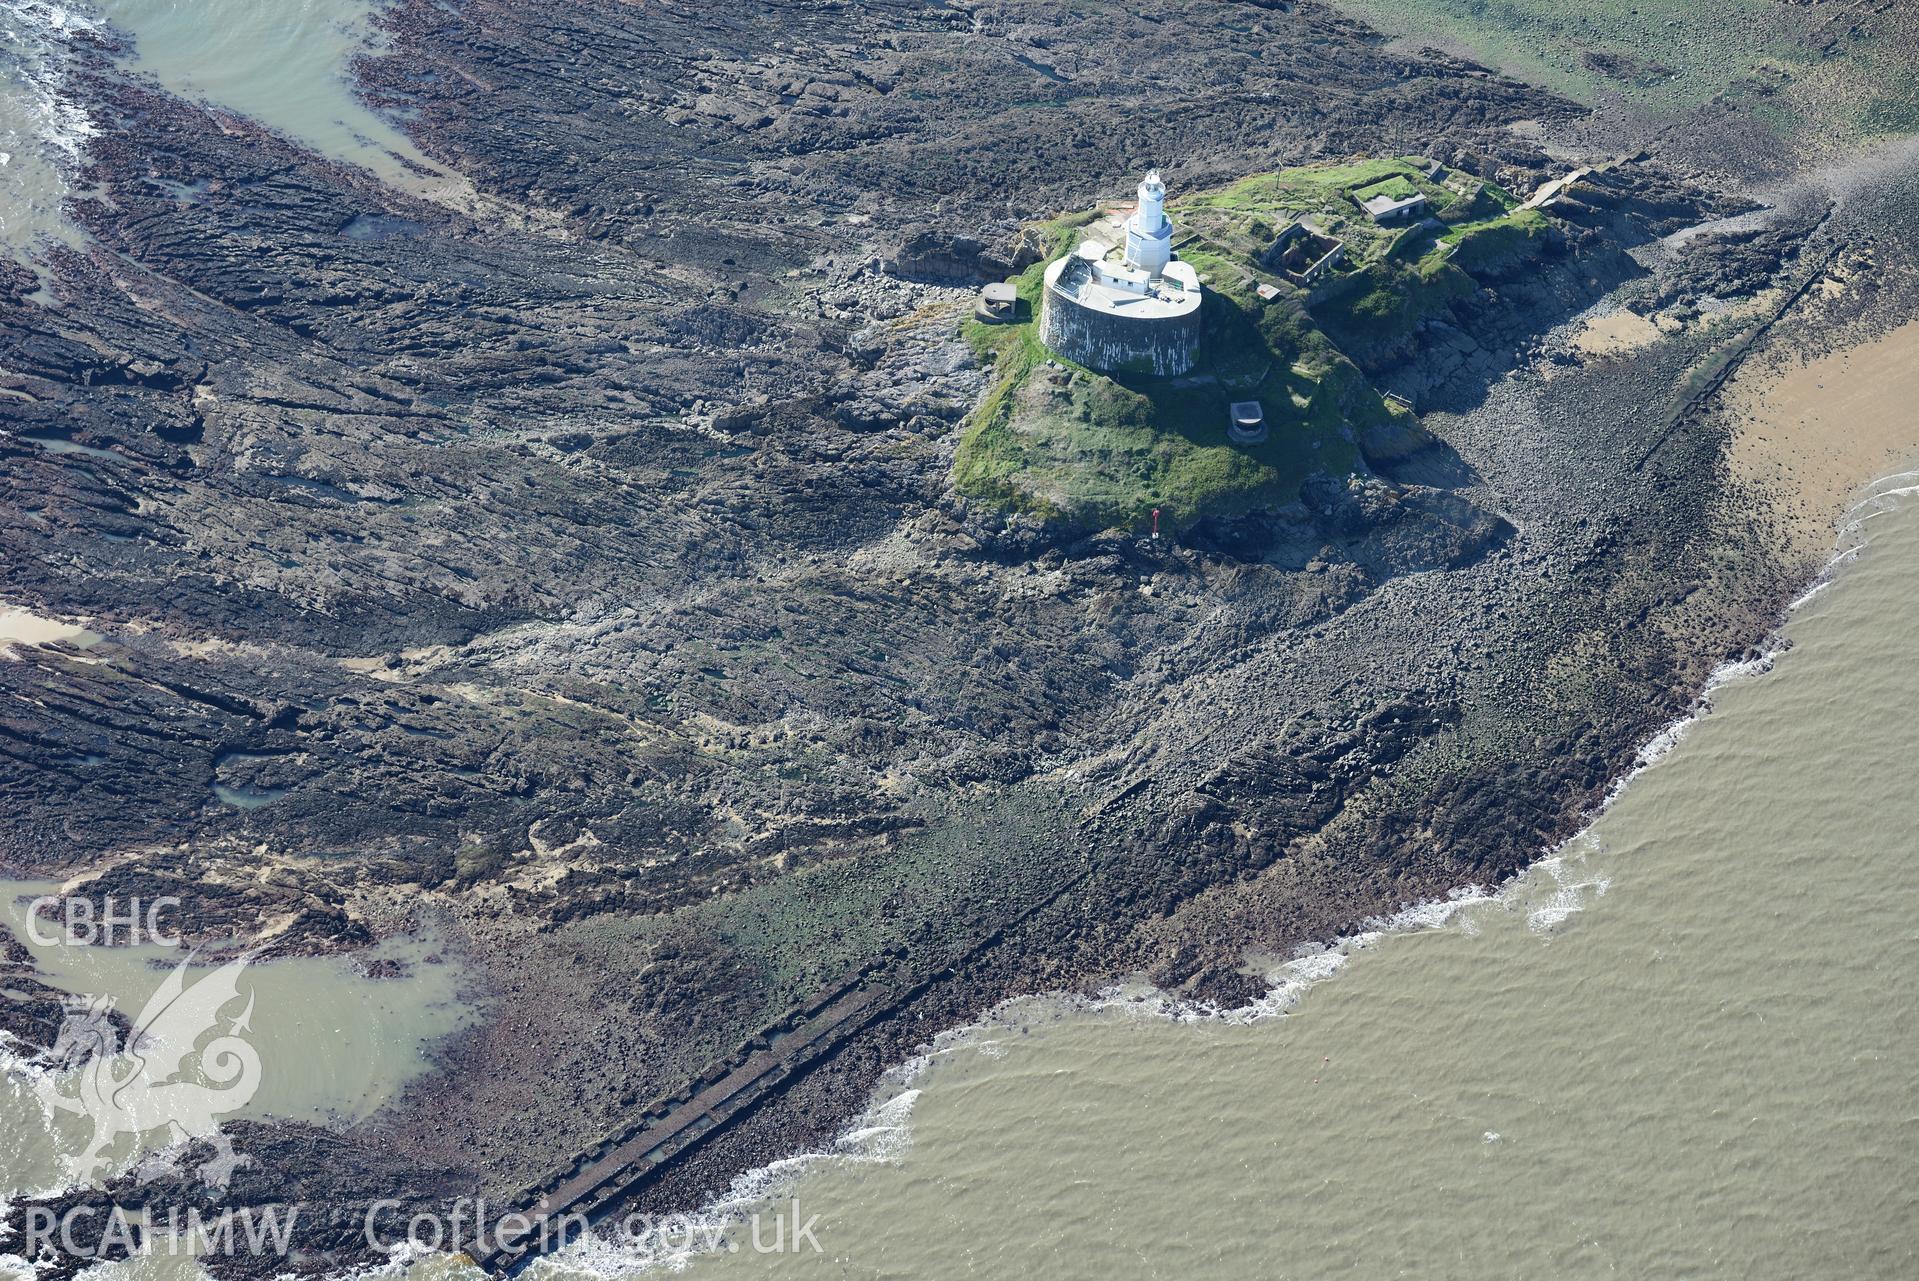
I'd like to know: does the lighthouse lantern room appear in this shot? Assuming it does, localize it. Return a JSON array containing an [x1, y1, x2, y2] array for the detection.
[[1124, 170, 1174, 279]]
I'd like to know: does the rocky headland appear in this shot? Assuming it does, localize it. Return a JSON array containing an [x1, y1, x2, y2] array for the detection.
[[4, 0, 1918, 1274]]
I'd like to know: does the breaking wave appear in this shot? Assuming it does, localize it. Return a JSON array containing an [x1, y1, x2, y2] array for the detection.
[[0, 0, 103, 269], [520, 1086, 921, 1278], [0, 1037, 71, 1280]]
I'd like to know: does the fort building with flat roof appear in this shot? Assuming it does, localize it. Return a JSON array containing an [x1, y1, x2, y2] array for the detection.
[[1039, 171, 1204, 378]]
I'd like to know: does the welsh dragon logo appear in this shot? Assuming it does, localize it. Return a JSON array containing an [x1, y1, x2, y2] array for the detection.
[[25, 955, 263, 1192]]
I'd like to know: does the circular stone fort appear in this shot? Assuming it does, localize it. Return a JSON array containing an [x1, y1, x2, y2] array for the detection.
[[1039, 171, 1204, 377]]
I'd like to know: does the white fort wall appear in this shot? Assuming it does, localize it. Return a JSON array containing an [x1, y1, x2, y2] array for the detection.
[[1038, 173, 1205, 378], [1039, 256, 1203, 378]]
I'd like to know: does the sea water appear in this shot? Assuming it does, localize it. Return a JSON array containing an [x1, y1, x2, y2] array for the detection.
[[0, 875, 474, 1253], [0, 0, 454, 268], [0, 1, 103, 265], [92, 0, 433, 185], [5, 4, 1918, 1272]]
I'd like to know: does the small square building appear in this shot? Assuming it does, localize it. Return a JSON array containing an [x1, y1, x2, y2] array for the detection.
[[1359, 191, 1428, 224], [975, 282, 1020, 324]]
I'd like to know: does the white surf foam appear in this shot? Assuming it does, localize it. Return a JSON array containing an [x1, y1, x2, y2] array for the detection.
[[0, 0, 104, 267], [520, 1080, 922, 1278], [0, 1035, 77, 1281], [1783, 472, 1919, 614]]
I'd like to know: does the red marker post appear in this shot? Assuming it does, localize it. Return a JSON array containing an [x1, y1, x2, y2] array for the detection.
[[1151, 507, 1160, 540]]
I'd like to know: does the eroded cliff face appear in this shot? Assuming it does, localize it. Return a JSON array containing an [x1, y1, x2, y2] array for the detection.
[[3, 2, 1912, 1273]]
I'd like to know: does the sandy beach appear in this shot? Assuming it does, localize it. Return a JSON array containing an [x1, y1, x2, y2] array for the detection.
[[1728, 318, 1919, 553]]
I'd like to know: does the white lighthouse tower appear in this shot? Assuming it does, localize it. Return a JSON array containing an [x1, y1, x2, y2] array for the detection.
[[1037, 168, 1203, 377], [1124, 170, 1174, 280]]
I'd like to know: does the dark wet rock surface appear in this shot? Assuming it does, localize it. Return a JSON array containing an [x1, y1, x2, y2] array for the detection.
[[4, 1, 1918, 1275]]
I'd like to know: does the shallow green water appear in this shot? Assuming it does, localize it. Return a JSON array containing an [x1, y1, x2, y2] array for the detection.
[[0, 0, 454, 268], [0, 879, 473, 1217], [96, 0, 431, 184], [552, 482, 1918, 1280]]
